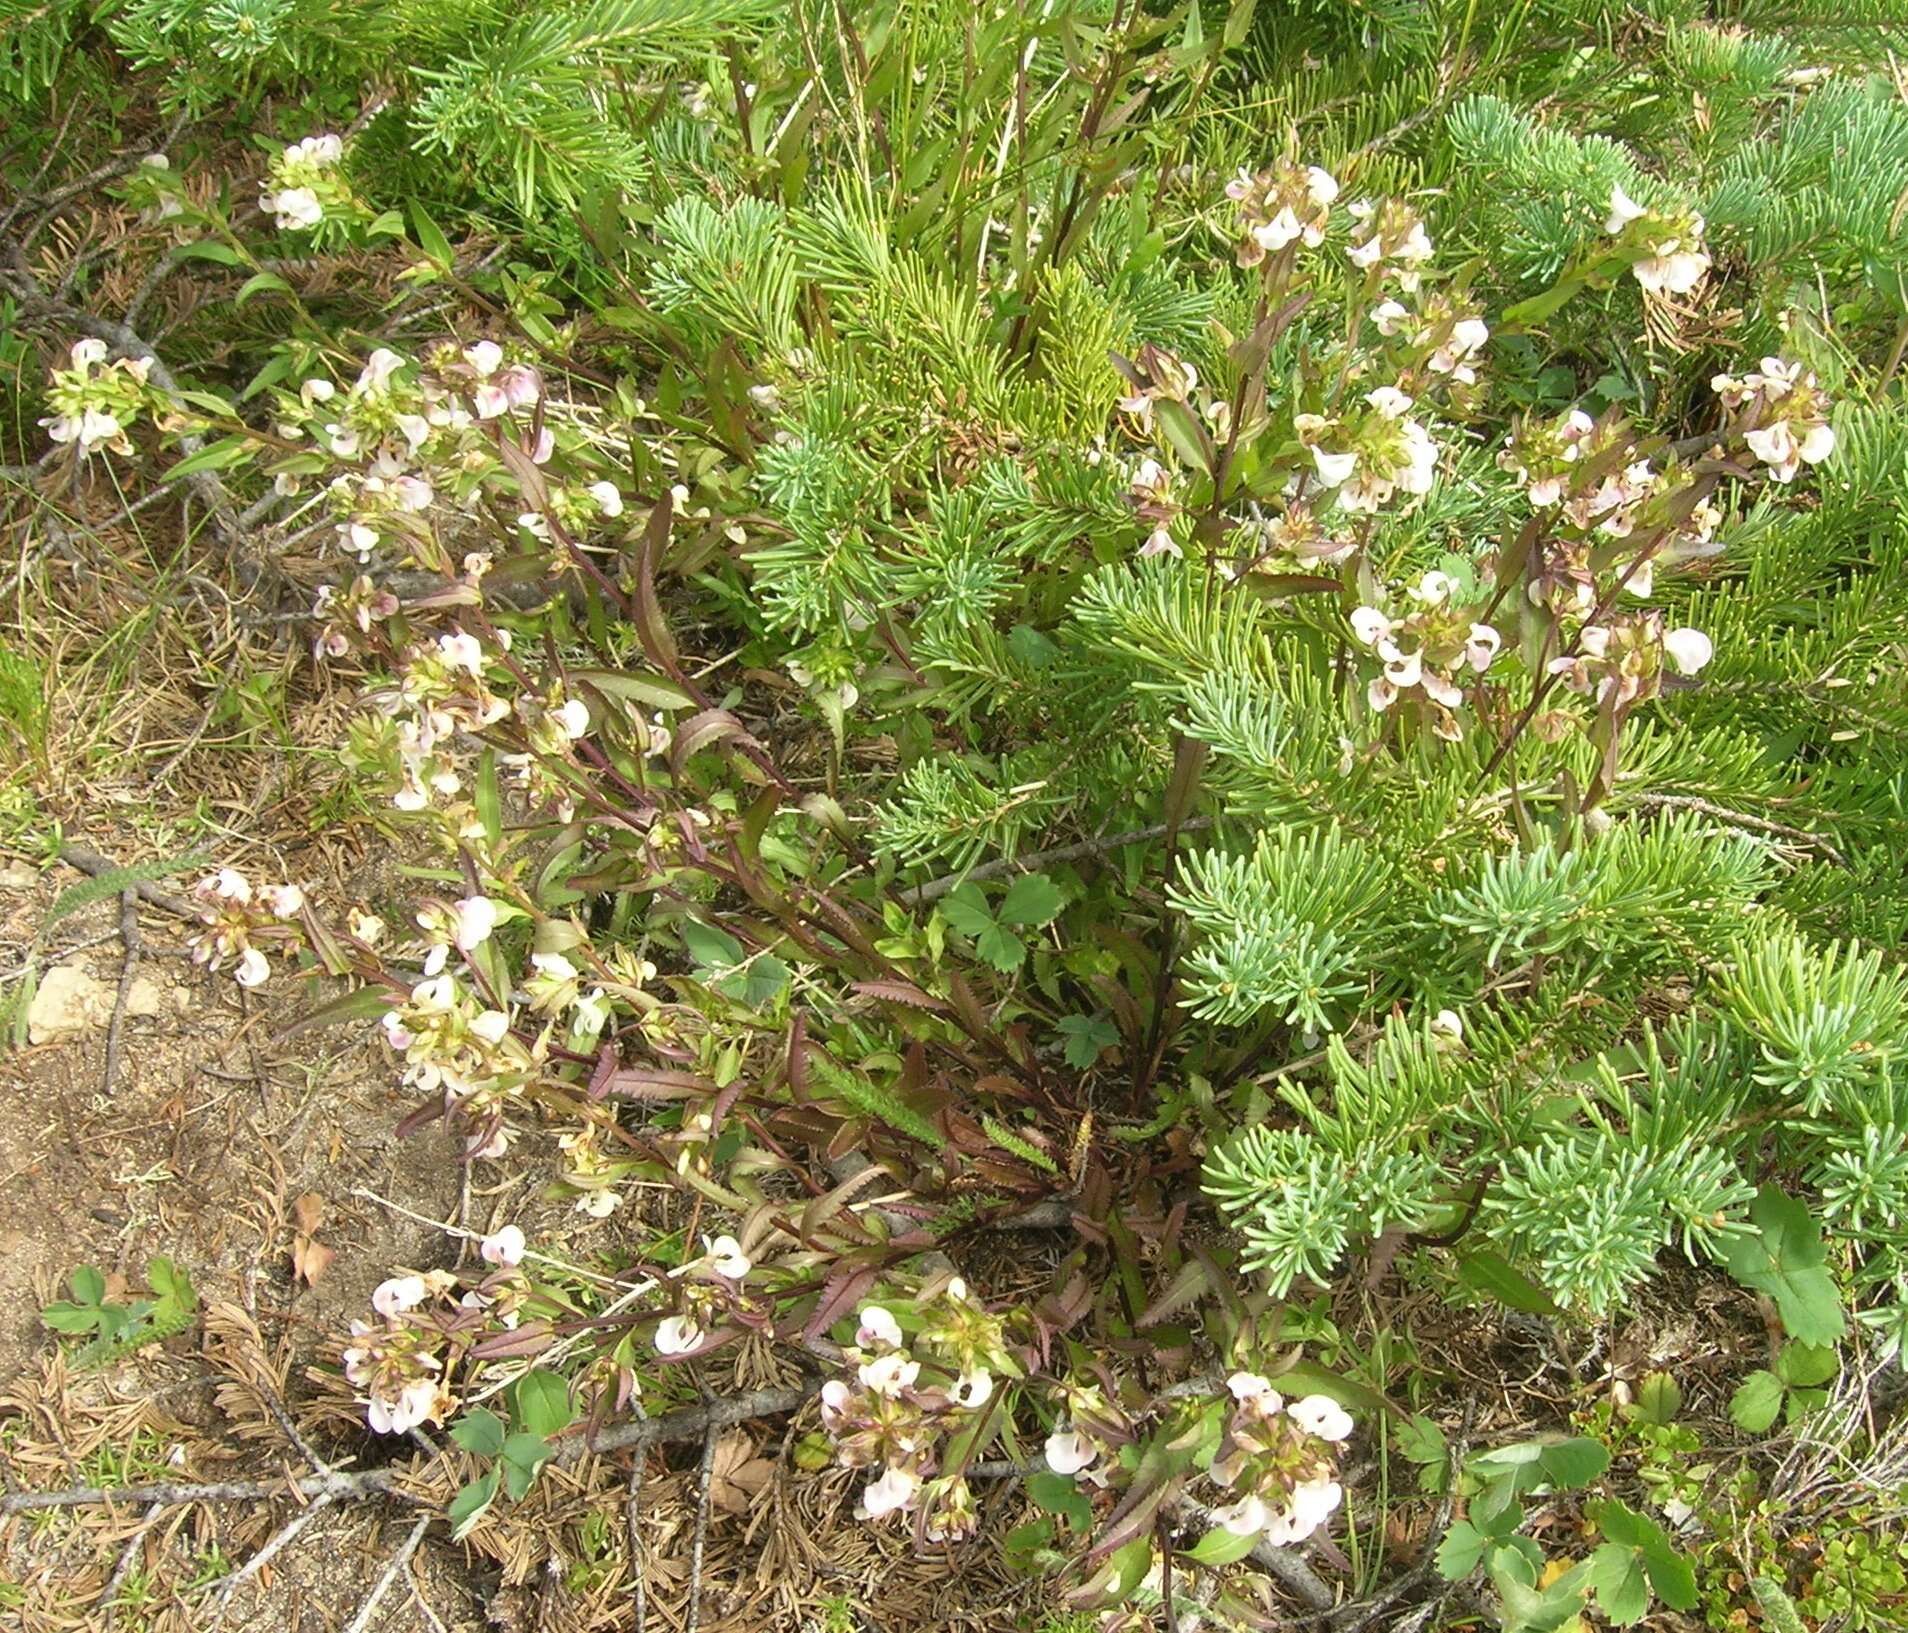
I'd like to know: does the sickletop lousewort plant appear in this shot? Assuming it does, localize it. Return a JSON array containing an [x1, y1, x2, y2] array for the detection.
[[47, 120, 1882, 1611]]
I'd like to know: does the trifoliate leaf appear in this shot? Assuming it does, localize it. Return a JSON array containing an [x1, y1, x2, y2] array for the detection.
[[999, 872, 1064, 927], [1719, 1186, 1845, 1345], [1057, 1013, 1120, 1068]]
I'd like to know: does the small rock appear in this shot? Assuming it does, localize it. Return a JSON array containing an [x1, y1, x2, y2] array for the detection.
[[0, 860, 37, 891], [26, 962, 167, 1045]]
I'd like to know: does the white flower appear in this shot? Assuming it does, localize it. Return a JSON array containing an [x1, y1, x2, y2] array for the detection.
[[1431, 1008, 1464, 1043], [655, 1314, 702, 1356], [951, 1369, 994, 1409], [1044, 1429, 1098, 1476], [1290, 1474, 1345, 1533], [468, 1009, 511, 1046], [703, 1234, 751, 1280], [357, 349, 405, 395], [235, 947, 271, 988], [452, 895, 499, 950], [1799, 422, 1836, 465], [588, 481, 625, 517], [211, 867, 252, 903], [1411, 570, 1454, 604], [295, 133, 343, 165], [1213, 1493, 1270, 1536], [1350, 606, 1391, 646], [857, 1352, 921, 1395], [77, 408, 122, 451], [1312, 446, 1358, 486], [1607, 184, 1647, 234], [70, 338, 108, 369], [372, 1275, 428, 1317], [554, 698, 591, 740], [473, 383, 509, 419], [367, 1377, 437, 1435], [1371, 299, 1411, 336], [577, 1188, 620, 1218], [1286, 1394, 1355, 1443], [268, 187, 323, 230], [1465, 623, 1502, 672], [1305, 166, 1340, 206], [857, 1306, 903, 1349], [1634, 243, 1710, 297], [819, 1379, 853, 1429], [438, 630, 484, 673], [1662, 626, 1713, 675], [391, 475, 434, 511], [464, 340, 503, 377], [1227, 1371, 1279, 1405], [480, 1225, 526, 1267], [858, 1465, 920, 1520], [1366, 385, 1413, 418]]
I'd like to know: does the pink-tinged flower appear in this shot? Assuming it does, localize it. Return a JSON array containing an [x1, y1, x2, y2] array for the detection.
[[1044, 1429, 1098, 1476], [819, 1379, 853, 1430], [1140, 525, 1182, 559], [209, 867, 252, 903], [473, 384, 510, 419], [1465, 623, 1502, 672], [438, 630, 484, 673], [1213, 1493, 1270, 1536], [857, 1306, 902, 1349], [1662, 627, 1713, 675], [372, 1275, 428, 1317], [1286, 1394, 1355, 1442], [235, 947, 271, 988], [857, 1465, 920, 1520], [530, 426, 555, 464], [367, 1377, 439, 1435], [499, 365, 541, 409], [262, 884, 305, 918], [857, 1352, 921, 1396], [1227, 1371, 1279, 1405], [356, 349, 405, 396], [391, 475, 433, 511], [479, 1225, 526, 1267], [655, 1314, 702, 1356]]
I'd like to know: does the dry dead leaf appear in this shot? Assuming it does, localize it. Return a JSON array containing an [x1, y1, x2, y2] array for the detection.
[[291, 1191, 333, 1285], [710, 1431, 775, 1515]]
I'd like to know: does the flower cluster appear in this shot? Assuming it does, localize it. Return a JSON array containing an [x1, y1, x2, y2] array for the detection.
[[817, 1283, 1018, 1539], [1204, 1373, 1351, 1547], [377, 628, 514, 812], [1129, 457, 1181, 559], [380, 969, 535, 1131], [342, 1269, 457, 1433], [1712, 356, 1837, 482], [1371, 292, 1490, 388], [1605, 184, 1711, 298], [1226, 159, 1339, 266], [1236, 503, 1355, 576], [38, 339, 157, 458], [1346, 198, 1434, 290], [1295, 385, 1440, 514], [1350, 570, 1502, 734], [653, 1231, 756, 1356], [1042, 1378, 1137, 1489], [188, 867, 307, 988], [1116, 342, 1200, 434], [259, 133, 357, 232], [1547, 610, 1713, 709], [1498, 407, 1598, 509]]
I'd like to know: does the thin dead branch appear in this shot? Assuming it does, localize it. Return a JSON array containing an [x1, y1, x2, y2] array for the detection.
[[102, 888, 140, 1096], [342, 1513, 432, 1633]]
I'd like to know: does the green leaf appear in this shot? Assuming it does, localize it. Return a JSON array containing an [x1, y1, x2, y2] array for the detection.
[[1730, 1370, 1785, 1433], [681, 919, 746, 969], [939, 886, 996, 940], [1395, 1415, 1449, 1492], [449, 1407, 508, 1459], [975, 922, 1028, 972], [716, 953, 789, 1010], [1719, 1187, 1845, 1345], [235, 271, 292, 306], [1107, 1535, 1155, 1601], [1456, 1249, 1563, 1316], [1185, 1525, 1259, 1567], [410, 201, 455, 268], [176, 239, 244, 266], [1056, 1013, 1120, 1069], [998, 873, 1064, 927], [448, 1467, 500, 1540], [1633, 1372, 1682, 1425], [1435, 1520, 1491, 1580], [69, 1264, 107, 1306], [1537, 1437, 1611, 1490], [1776, 1342, 1838, 1388], [1026, 1470, 1092, 1531], [166, 436, 256, 479], [511, 1370, 574, 1439], [500, 1431, 554, 1500], [42, 1302, 105, 1335], [146, 1257, 196, 1311], [1585, 1542, 1650, 1625]]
